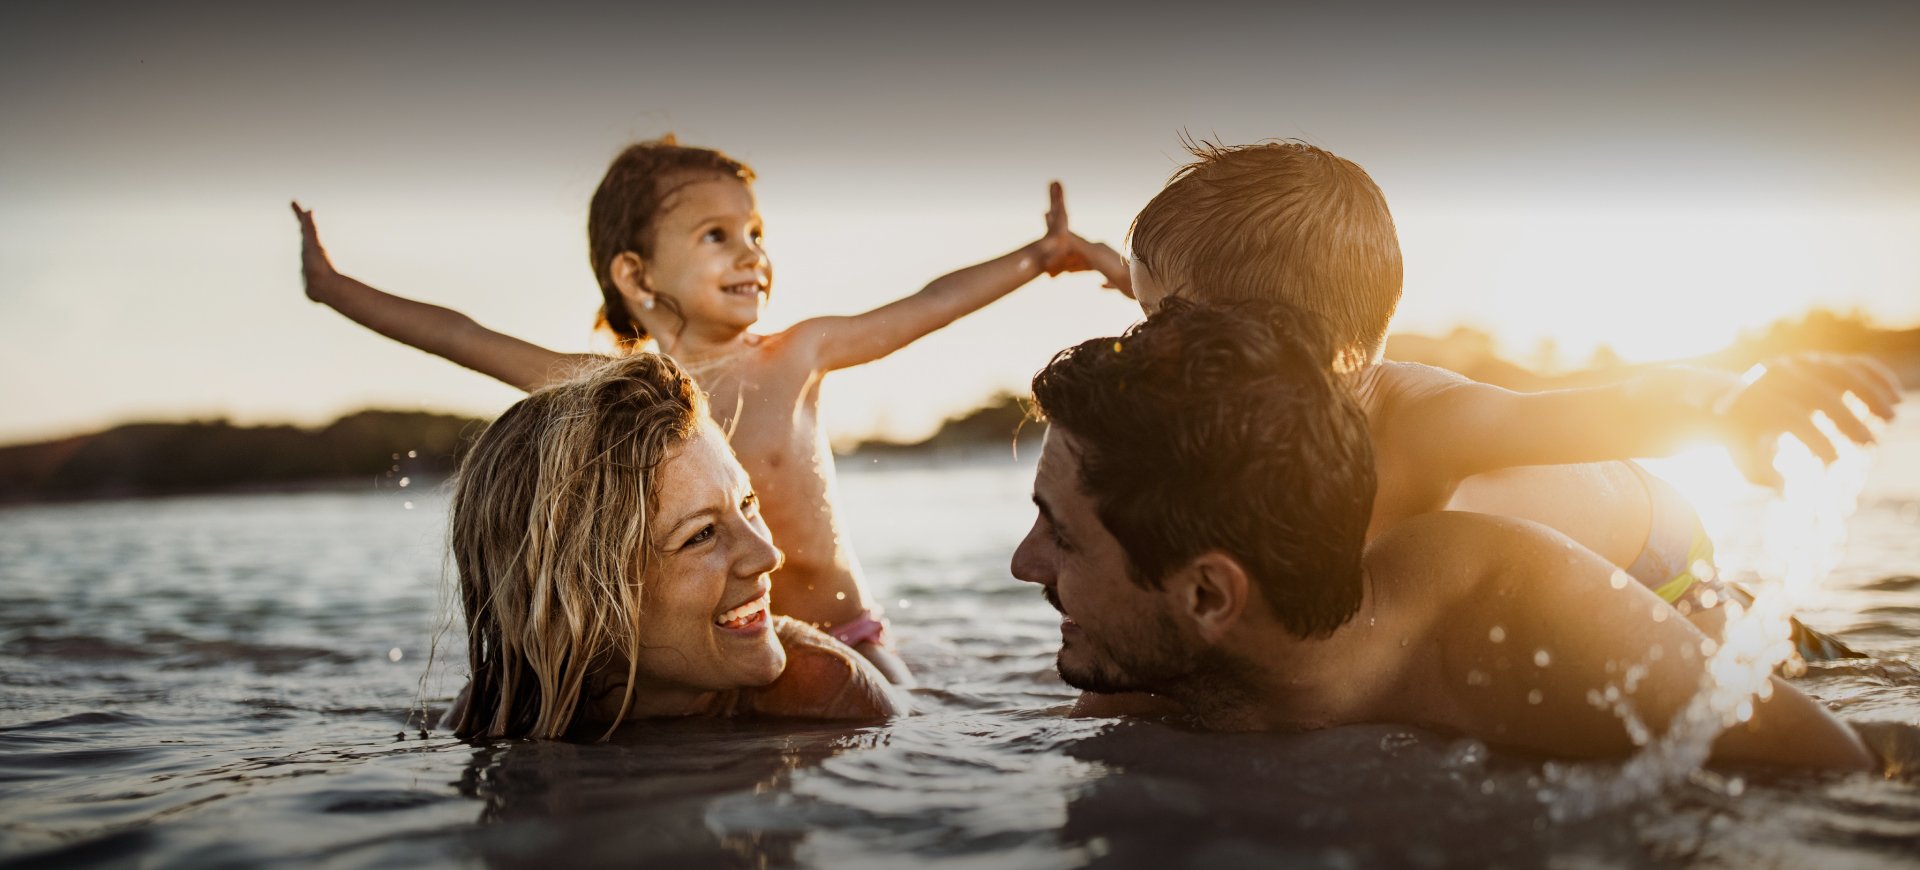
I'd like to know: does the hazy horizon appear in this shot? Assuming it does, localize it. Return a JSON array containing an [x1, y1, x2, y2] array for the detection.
[[5, 1, 1917, 444]]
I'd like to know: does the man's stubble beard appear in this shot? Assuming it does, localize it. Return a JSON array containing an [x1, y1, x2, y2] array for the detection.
[[1056, 606, 1202, 696]]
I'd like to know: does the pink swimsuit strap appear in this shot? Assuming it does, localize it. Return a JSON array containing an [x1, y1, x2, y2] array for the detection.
[[827, 610, 889, 648]]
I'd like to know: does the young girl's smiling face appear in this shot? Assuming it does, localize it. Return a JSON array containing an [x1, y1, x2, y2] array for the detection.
[[642, 174, 772, 336]]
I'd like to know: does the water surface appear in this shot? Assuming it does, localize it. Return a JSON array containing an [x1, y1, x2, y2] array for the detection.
[[3, 413, 1918, 867]]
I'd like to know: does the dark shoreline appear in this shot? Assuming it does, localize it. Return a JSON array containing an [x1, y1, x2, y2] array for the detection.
[[6, 311, 1915, 505]]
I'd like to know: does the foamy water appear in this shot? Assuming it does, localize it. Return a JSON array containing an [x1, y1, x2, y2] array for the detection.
[[2, 405, 1918, 868]]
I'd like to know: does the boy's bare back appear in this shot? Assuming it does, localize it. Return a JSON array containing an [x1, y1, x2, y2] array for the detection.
[[1358, 360, 1652, 567]]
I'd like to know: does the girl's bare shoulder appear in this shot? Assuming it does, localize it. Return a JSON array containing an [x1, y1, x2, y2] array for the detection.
[[746, 617, 904, 721]]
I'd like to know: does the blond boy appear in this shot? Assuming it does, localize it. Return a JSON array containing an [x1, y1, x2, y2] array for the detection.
[[1091, 141, 1900, 647]]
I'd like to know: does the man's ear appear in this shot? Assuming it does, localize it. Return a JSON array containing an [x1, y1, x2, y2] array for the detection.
[[609, 251, 655, 311], [1171, 551, 1250, 644]]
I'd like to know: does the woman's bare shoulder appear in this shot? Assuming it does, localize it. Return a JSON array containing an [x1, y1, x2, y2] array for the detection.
[[746, 617, 905, 721]]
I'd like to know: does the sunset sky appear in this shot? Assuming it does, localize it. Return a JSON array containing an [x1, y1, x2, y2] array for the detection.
[[3, 1, 1916, 445]]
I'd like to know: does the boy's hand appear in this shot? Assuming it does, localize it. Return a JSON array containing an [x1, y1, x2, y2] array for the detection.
[[291, 201, 342, 303], [1715, 353, 1903, 488], [1063, 236, 1132, 297]]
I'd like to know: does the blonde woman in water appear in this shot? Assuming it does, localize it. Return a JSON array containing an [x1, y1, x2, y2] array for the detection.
[[447, 353, 902, 739]]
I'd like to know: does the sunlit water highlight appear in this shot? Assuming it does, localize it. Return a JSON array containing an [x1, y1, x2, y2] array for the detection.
[[2, 402, 1918, 868], [1548, 416, 1877, 821]]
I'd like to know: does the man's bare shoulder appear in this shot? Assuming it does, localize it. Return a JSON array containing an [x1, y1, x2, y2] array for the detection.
[[1368, 510, 1507, 566], [1365, 512, 1572, 602]]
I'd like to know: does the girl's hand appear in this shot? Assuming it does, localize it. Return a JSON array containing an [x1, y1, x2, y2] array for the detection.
[[290, 201, 341, 303], [1037, 181, 1076, 275]]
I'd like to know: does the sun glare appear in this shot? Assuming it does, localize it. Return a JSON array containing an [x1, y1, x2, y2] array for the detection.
[[1393, 208, 1920, 371], [1547, 399, 1877, 821]]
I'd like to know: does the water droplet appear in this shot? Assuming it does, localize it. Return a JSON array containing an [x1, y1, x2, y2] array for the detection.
[[407, 450, 417, 458], [403, 501, 414, 510], [1691, 559, 1715, 582], [1466, 669, 1490, 687], [898, 599, 911, 609], [1399, 637, 1409, 647], [1445, 739, 1489, 767], [1650, 606, 1668, 623], [1734, 699, 1754, 722], [1527, 689, 1543, 705], [1533, 649, 1552, 668], [1488, 626, 1506, 643], [1726, 777, 1745, 797], [388, 647, 403, 662], [399, 477, 411, 488], [835, 591, 846, 600], [1378, 731, 1419, 752], [1609, 571, 1630, 590], [1699, 589, 1720, 609], [1479, 779, 1497, 795]]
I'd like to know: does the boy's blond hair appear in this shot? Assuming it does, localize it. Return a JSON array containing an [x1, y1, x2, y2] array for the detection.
[[1129, 140, 1403, 366]]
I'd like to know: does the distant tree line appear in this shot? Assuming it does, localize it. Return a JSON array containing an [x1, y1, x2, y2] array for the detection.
[[1386, 309, 1920, 392], [3, 310, 1912, 501], [842, 392, 1040, 461], [0, 411, 484, 502]]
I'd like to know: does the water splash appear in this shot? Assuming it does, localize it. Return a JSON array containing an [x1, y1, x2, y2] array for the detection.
[[1545, 411, 1874, 821]]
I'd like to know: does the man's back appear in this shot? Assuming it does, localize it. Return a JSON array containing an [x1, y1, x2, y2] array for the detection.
[[1361, 511, 1872, 770]]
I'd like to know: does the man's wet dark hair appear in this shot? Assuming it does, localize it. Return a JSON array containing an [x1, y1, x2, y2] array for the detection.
[[1029, 297, 1375, 638]]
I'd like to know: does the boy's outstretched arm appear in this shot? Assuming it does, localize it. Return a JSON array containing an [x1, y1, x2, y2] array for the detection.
[[791, 183, 1107, 372], [1392, 355, 1901, 488], [292, 202, 603, 392]]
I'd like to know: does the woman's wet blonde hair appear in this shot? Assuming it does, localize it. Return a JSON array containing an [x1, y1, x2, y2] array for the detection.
[[449, 353, 706, 740]]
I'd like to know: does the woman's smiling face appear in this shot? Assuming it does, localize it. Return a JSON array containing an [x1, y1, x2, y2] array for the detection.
[[629, 421, 786, 697]]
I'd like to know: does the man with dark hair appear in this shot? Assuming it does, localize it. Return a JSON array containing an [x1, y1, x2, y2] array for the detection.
[[1012, 298, 1873, 769]]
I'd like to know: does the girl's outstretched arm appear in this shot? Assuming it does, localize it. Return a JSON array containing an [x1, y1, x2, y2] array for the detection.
[[293, 202, 604, 392], [790, 183, 1109, 372]]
